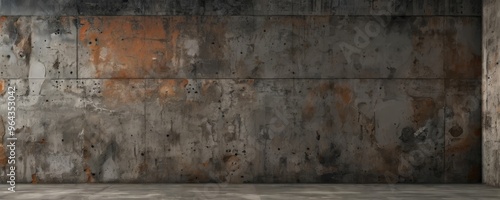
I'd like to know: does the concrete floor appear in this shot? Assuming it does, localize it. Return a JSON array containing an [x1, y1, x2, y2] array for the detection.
[[0, 184, 499, 199]]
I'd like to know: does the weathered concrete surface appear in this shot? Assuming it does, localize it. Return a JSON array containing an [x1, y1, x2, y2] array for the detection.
[[0, 16, 77, 79], [0, 0, 483, 184], [0, 78, 481, 183], [483, 0, 500, 187]]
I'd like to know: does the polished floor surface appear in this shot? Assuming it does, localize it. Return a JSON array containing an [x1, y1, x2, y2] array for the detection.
[[0, 184, 499, 199]]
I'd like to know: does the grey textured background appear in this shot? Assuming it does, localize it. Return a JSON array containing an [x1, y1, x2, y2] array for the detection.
[[0, 0, 484, 184]]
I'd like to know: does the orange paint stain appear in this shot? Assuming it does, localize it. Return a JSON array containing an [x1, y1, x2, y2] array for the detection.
[[159, 80, 180, 98], [0, 79, 4, 94], [31, 174, 38, 184], [79, 17, 178, 78]]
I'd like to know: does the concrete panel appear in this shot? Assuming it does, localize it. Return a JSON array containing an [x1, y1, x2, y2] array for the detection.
[[78, 16, 294, 79], [444, 79, 481, 183], [141, 79, 445, 183], [0, 16, 77, 79], [293, 16, 444, 78], [0, 79, 85, 183], [293, 79, 445, 183], [79, 79, 146, 183]]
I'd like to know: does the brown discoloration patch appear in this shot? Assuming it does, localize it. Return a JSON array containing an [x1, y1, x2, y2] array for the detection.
[[334, 83, 353, 125], [138, 162, 148, 174], [411, 97, 436, 126], [101, 80, 145, 108], [223, 155, 240, 171], [31, 174, 38, 184], [302, 82, 335, 122], [302, 101, 316, 121], [446, 133, 475, 154], [444, 18, 481, 79], [83, 147, 91, 161], [157, 79, 189, 99], [335, 84, 352, 104], [38, 138, 46, 144], [0, 80, 5, 95], [85, 167, 94, 183], [79, 16, 197, 78]]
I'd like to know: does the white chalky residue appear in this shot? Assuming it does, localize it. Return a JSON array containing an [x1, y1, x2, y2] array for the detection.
[[183, 39, 199, 57], [28, 60, 46, 98], [102, 157, 119, 182]]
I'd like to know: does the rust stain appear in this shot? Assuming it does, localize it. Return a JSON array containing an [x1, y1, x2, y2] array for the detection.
[[159, 80, 180, 98], [223, 155, 240, 171], [0, 80, 5, 95], [85, 167, 94, 183], [102, 80, 145, 107], [334, 83, 353, 125], [201, 80, 215, 95], [38, 138, 46, 144], [444, 24, 481, 78], [302, 101, 316, 121], [138, 162, 148, 174], [411, 97, 436, 126], [335, 84, 352, 104], [0, 16, 6, 32], [79, 17, 174, 78], [31, 174, 38, 184], [447, 131, 477, 154]]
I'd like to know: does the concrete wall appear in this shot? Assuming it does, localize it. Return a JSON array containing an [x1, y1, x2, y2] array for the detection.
[[483, 0, 500, 187], [0, 0, 482, 183]]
